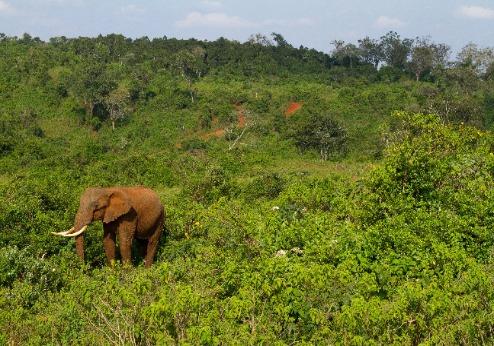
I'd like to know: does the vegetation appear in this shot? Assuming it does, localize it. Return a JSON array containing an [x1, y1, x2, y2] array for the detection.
[[1, 31, 494, 344]]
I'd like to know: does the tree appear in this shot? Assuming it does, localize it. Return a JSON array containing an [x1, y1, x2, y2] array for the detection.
[[104, 86, 130, 130], [358, 37, 383, 68], [457, 43, 494, 78], [331, 40, 360, 68], [174, 47, 206, 102], [247, 34, 273, 46], [289, 114, 347, 160], [69, 59, 116, 121], [486, 62, 494, 80], [271, 32, 290, 48], [409, 37, 449, 81], [380, 31, 413, 70]]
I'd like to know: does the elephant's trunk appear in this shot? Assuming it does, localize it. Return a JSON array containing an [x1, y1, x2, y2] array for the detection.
[[70, 210, 93, 236], [75, 234, 84, 261], [52, 210, 93, 261], [72, 211, 93, 261], [52, 208, 92, 236]]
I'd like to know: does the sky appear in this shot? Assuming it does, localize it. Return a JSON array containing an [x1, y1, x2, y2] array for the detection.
[[0, 0, 493, 54]]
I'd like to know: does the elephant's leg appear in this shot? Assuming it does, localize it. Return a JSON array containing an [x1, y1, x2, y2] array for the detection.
[[136, 238, 148, 262], [117, 215, 137, 266], [144, 216, 163, 268], [103, 223, 117, 266]]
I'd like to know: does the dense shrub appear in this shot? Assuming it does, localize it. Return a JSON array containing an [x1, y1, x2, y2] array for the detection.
[[243, 173, 286, 200], [3, 107, 494, 344], [184, 166, 236, 204], [181, 138, 208, 151], [287, 113, 348, 160]]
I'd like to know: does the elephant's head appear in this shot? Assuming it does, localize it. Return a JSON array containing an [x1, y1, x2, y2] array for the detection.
[[52, 188, 131, 238]]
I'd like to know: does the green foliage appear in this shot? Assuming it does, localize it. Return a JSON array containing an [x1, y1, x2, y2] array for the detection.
[[287, 113, 348, 160], [184, 166, 236, 204], [2, 33, 494, 344], [0, 247, 63, 290], [243, 173, 286, 200], [181, 138, 208, 151]]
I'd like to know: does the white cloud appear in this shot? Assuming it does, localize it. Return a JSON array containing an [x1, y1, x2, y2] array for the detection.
[[177, 12, 315, 29], [458, 5, 494, 19], [0, 0, 13, 12], [374, 15, 404, 29], [176, 12, 257, 28]]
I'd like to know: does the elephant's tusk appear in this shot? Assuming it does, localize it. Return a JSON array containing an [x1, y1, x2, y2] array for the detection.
[[51, 227, 75, 236], [59, 225, 87, 237]]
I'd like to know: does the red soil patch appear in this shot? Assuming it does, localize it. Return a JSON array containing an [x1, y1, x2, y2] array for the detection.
[[197, 104, 246, 141], [214, 128, 225, 137], [201, 128, 225, 140], [285, 102, 303, 118]]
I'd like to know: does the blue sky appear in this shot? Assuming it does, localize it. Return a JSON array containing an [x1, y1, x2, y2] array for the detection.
[[0, 0, 493, 53]]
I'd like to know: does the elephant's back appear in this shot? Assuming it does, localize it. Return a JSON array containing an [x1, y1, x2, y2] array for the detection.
[[122, 187, 164, 230], [124, 187, 161, 202]]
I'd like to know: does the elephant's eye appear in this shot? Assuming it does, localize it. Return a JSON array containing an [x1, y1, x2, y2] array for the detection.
[[94, 202, 107, 211]]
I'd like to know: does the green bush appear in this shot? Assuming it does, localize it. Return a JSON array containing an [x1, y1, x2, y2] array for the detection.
[[286, 113, 348, 160], [184, 166, 236, 204], [181, 138, 208, 151], [243, 173, 286, 200]]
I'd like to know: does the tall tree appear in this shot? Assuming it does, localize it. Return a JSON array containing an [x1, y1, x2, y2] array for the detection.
[[69, 58, 116, 121], [358, 37, 383, 68], [173, 47, 206, 103], [457, 43, 494, 78], [380, 31, 413, 70], [331, 40, 360, 68], [271, 32, 290, 48], [409, 37, 449, 81], [104, 85, 130, 130], [247, 34, 273, 46]]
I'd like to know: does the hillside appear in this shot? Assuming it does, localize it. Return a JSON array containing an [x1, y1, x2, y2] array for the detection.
[[1, 33, 494, 344]]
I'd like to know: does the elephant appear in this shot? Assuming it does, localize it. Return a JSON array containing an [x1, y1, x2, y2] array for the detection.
[[52, 187, 164, 268]]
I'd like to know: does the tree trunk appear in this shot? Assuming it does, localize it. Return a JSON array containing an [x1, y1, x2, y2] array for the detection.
[[83, 100, 95, 123], [89, 101, 95, 116], [188, 79, 194, 103]]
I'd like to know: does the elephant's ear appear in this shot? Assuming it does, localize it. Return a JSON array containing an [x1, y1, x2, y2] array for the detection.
[[103, 191, 131, 223]]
